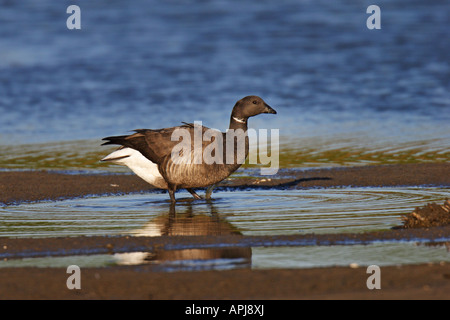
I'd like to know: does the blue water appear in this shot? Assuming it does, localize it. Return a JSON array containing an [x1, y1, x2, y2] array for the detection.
[[0, 0, 448, 148]]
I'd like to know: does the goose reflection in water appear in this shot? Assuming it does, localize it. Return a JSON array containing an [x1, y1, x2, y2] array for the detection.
[[114, 200, 252, 270]]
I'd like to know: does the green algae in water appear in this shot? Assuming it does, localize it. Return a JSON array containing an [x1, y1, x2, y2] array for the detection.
[[1, 136, 449, 172]]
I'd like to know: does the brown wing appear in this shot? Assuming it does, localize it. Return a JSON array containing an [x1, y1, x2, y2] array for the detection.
[[102, 124, 219, 164]]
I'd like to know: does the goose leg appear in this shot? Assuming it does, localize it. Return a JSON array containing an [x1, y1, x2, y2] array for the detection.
[[205, 184, 217, 199], [168, 184, 177, 203], [187, 188, 202, 200]]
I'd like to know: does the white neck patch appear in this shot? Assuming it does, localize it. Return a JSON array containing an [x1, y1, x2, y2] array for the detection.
[[232, 116, 246, 124]]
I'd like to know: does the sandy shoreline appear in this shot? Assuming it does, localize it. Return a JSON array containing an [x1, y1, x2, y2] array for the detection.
[[1, 163, 449, 206], [1, 163, 449, 300], [1, 263, 450, 300]]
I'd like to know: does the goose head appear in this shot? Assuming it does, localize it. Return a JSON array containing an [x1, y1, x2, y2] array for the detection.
[[231, 96, 277, 121]]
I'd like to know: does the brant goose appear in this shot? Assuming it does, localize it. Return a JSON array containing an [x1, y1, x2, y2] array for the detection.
[[101, 96, 276, 202]]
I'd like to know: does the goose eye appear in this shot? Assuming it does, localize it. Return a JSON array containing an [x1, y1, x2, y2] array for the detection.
[[252, 100, 258, 104]]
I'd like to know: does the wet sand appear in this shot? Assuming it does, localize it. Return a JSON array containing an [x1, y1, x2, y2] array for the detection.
[[1, 163, 449, 206], [1, 263, 450, 300], [1, 163, 450, 300]]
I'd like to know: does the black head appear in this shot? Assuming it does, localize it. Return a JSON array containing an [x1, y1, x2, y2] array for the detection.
[[231, 96, 277, 119]]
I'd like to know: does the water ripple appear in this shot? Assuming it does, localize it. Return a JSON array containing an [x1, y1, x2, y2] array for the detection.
[[1, 187, 448, 238]]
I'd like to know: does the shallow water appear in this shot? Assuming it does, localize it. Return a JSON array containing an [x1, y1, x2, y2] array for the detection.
[[2, 242, 450, 271], [2, 187, 449, 270], [1, 137, 449, 171], [2, 187, 449, 238]]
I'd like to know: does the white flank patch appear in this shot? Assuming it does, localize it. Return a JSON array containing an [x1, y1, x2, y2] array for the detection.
[[102, 147, 167, 189]]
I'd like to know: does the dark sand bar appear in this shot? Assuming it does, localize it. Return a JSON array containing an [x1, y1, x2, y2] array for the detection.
[[1, 163, 449, 206]]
